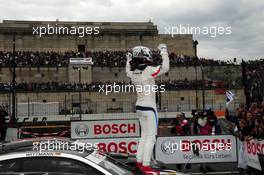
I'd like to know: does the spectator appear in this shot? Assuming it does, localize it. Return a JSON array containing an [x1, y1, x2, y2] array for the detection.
[[0, 106, 8, 141], [192, 109, 220, 135], [171, 114, 185, 135]]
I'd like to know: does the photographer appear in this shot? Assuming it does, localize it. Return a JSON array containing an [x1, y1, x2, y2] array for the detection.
[[171, 113, 191, 172], [171, 113, 190, 136], [193, 110, 219, 135], [192, 109, 219, 173]]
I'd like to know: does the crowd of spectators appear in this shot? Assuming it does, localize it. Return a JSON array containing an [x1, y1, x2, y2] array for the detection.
[[0, 79, 240, 92], [157, 79, 240, 90], [239, 59, 264, 140], [230, 102, 264, 141], [165, 109, 220, 173], [224, 101, 264, 174], [242, 59, 264, 108], [167, 99, 264, 173], [0, 51, 69, 67], [0, 50, 234, 67], [169, 52, 232, 66]]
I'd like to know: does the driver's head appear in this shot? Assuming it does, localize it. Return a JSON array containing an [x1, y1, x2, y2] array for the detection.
[[129, 46, 153, 71]]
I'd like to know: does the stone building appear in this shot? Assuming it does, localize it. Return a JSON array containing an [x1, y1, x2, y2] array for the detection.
[[0, 20, 195, 55]]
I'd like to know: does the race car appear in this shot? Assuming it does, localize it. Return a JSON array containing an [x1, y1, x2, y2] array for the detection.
[[0, 138, 186, 175]]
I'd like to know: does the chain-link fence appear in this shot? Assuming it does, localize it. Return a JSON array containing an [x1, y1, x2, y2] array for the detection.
[[0, 64, 245, 118], [0, 88, 244, 118]]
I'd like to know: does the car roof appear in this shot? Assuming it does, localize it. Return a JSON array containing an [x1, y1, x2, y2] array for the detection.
[[0, 137, 94, 157], [0, 138, 136, 174]]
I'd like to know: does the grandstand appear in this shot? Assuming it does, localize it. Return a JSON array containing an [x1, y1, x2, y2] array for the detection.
[[0, 20, 245, 129]]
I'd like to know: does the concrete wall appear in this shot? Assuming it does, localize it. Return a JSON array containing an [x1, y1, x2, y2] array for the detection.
[[68, 65, 92, 84], [0, 66, 92, 84], [0, 67, 68, 83]]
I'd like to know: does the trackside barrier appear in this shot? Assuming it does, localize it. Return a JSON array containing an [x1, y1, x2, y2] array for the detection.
[[16, 102, 59, 117], [71, 119, 140, 139], [80, 137, 140, 155], [80, 133, 264, 171], [155, 135, 237, 164], [245, 139, 264, 171], [75, 131, 238, 164]]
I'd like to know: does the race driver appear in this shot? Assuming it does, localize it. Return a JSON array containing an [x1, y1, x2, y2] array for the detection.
[[126, 44, 169, 174]]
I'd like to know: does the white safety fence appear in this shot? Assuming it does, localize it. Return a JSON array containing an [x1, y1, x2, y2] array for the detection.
[[16, 111, 195, 123], [16, 102, 59, 117]]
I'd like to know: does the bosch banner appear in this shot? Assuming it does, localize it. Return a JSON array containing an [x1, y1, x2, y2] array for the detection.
[[155, 135, 237, 164], [71, 119, 140, 139], [245, 139, 264, 171], [81, 137, 140, 155]]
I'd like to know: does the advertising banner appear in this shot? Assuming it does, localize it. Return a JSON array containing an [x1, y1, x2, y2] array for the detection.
[[81, 137, 140, 155], [245, 139, 264, 171], [155, 135, 237, 164], [71, 119, 140, 139]]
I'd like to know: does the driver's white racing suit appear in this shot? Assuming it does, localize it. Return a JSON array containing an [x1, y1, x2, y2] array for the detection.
[[126, 44, 169, 166]]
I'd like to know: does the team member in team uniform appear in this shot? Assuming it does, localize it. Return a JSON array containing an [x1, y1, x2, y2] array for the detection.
[[126, 44, 169, 174]]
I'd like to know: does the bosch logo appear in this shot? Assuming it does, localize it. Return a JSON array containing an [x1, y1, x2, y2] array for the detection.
[[246, 141, 264, 155], [75, 124, 89, 137], [160, 139, 178, 155]]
